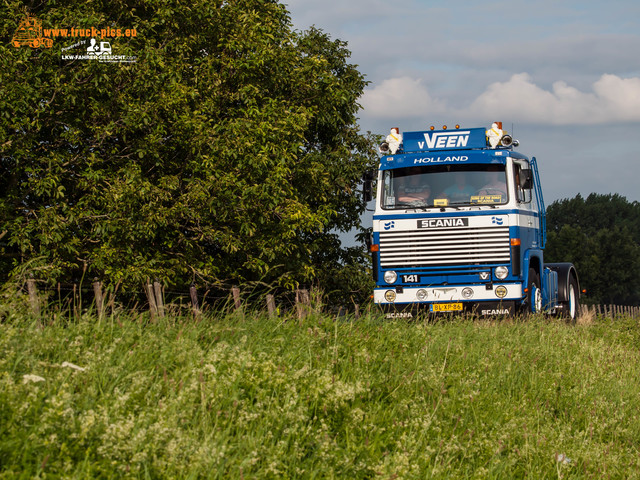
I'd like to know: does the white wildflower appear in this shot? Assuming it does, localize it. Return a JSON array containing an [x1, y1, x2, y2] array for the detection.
[[203, 363, 217, 374], [555, 453, 572, 464], [61, 361, 86, 372], [23, 374, 45, 384]]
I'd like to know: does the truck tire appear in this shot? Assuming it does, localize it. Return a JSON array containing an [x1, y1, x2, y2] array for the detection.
[[563, 275, 580, 322], [527, 268, 542, 315]]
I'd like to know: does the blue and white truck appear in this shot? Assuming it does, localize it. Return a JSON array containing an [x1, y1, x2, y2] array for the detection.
[[366, 122, 580, 319]]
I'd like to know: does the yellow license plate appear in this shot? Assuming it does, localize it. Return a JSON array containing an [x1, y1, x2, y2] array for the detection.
[[430, 302, 463, 312]]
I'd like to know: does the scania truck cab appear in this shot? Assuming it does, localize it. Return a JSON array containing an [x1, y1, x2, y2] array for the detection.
[[368, 122, 580, 319]]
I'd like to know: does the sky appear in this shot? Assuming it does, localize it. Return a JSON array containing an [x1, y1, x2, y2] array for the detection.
[[284, 0, 640, 205]]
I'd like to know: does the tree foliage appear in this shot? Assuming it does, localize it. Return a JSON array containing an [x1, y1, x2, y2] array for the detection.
[[545, 194, 640, 305], [0, 0, 378, 301]]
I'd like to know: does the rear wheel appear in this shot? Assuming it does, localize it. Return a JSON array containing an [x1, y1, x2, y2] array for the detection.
[[563, 275, 580, 322]]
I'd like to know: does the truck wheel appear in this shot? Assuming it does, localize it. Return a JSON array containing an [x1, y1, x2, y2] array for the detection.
[[527, 268, 542, 315], [563, 275, 580, 322]]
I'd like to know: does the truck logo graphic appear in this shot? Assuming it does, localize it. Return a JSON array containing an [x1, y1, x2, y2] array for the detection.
[[417, 218, 468, 228], [383, 221, 395, 230], [12, 15, 53, 48], [481, 308, 511, 315], [491, 216, 504, 225], [419, 131, 470, 150]]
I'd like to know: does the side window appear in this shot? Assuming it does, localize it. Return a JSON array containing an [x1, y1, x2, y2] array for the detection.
[[513, 164, 532, 204], [382, 171, 395, 208]]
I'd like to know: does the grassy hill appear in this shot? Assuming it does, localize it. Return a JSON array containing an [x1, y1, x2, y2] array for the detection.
[[1, 309, 639, 478]]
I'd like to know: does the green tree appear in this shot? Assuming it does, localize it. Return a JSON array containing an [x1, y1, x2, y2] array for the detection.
[[546, 194, 640, 305], [0, 0, 377, 301]]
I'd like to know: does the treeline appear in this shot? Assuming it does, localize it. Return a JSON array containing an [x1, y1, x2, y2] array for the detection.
[[545, 193, 640, 305], [0, 0, 377, 305]]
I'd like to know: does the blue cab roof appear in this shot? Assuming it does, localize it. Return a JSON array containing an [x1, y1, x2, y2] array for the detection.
[[380, 127, 529, 170]]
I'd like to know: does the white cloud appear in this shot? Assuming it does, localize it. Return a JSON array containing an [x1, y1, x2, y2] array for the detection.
[[592, 74, 640, 121], [360, 76, 446, 120], [467, 73, 640, 124], [361, 73, 640, 126]]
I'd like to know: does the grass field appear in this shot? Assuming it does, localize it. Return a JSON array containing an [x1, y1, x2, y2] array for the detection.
[[1, 308, 640, 479]]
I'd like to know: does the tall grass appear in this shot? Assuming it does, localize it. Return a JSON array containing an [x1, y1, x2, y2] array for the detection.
[[1, 309, 639, 478]]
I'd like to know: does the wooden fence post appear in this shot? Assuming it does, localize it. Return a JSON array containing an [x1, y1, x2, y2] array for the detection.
[[232, 286, 242, 311], [296, 289, 310, 319], [27, 278, 40, 318], [93, 280, 104, 320], [266, 294, 276, 317], [146, 282, 158, 321], [190, 285, 201, 318], [153, 281, 165, 318], [73, 283, 80, 318]]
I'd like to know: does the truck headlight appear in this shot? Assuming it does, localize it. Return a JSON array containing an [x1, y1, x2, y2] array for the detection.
[[495, 266, 509, 280], [416, 289, 428, 301], [384, 290, 397, 302], [384, 271, 398, 284]]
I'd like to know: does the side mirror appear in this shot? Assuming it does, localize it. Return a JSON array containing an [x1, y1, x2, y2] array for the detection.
[[362, 170, 375, 203], [519, 169, 533, 190]]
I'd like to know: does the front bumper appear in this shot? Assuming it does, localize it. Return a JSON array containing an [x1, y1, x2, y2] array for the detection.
[[374, 283, 524, 318], [374, 283, 523, 303]]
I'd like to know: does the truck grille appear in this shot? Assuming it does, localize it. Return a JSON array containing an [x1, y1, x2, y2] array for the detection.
[[380, 226, 510, 268]]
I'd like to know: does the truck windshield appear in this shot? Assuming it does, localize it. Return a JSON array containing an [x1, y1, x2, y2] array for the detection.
[[382, 164, 508, 209]]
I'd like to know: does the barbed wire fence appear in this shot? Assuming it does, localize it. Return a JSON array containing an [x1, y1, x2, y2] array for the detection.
[[19, 276, 364, 322]]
